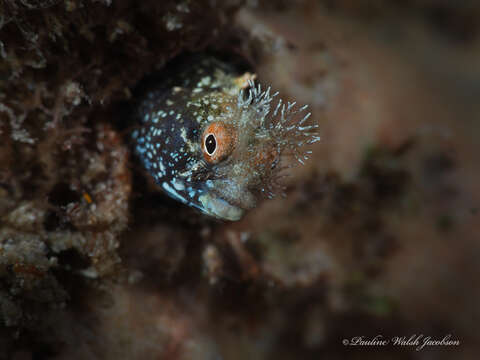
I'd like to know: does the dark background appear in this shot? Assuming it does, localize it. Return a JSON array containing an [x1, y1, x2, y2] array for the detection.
[[0, 0, 478, 359]]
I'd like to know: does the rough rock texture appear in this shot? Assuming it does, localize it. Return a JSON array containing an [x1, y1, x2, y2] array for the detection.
[[1, 0, 479, 359], [0, 0, 242, 356]]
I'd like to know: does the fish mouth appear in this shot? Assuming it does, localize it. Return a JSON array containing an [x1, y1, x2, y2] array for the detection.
[[198, 179, 256, 221], [198, 194, 245, 221]]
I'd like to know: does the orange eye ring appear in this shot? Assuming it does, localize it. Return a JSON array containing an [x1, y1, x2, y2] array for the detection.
[[202, 121, 237, 163]]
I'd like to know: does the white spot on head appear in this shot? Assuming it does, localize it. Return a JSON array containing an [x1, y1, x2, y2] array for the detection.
[[173, 178, 185, 191], [180, 128, 188, 143], [159, 162, 165, 173], [162, 182, 187, 203], [199, 76, 211, 86]]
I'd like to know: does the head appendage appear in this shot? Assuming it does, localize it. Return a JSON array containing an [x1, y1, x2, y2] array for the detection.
[[234, 80, 320, 199], [237, 80, 320, 166]]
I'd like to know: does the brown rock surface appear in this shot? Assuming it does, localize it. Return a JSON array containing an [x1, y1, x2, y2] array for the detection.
[[1, 1, 479, 359]]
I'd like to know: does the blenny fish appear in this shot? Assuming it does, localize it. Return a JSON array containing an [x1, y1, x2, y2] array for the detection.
[[132, 55, 319, 221]]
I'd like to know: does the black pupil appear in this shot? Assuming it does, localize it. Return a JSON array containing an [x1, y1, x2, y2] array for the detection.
[[205, 134, 216, 155]]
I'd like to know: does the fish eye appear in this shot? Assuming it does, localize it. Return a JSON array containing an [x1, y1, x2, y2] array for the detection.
[[205, 134, 217, 155], [201, 121, 237, 164]]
